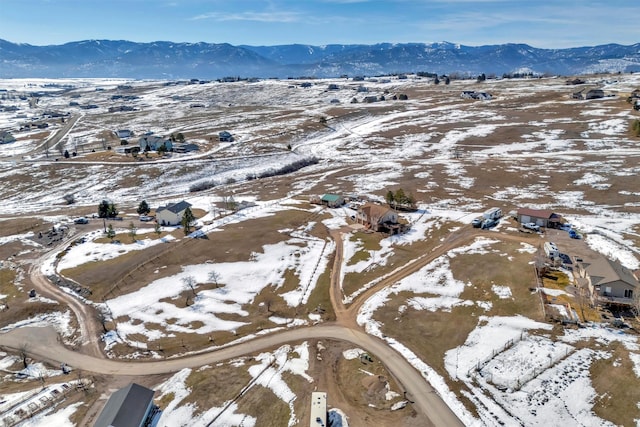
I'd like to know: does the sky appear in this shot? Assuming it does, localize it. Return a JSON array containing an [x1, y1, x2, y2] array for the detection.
[[0, 0, 637, 49]]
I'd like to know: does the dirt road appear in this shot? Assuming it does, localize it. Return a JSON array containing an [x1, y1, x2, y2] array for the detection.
[[0, 325, 463, 427], [1, 221, 491, 426]]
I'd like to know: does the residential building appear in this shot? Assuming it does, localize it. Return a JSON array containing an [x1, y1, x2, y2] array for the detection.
[[356, 203, 398, 232], [139, 135, 172, 152], [574, 256, 639, 307], [156, 200, 192, 226]]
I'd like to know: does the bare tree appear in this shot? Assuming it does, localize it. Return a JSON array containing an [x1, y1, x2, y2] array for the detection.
[[19, 343, 29, 369], [96, 310, 109, 334], [208, 270, 221, 288], [182, 275, 197, 306]]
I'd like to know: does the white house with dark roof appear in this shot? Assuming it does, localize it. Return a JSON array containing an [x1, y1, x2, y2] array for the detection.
[[156, 200, 192, 226], [139, 135, 172, 152], [93, 383, 161, 427]]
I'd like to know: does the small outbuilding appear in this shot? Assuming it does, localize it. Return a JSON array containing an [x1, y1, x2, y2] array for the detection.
[[517, 208, 563, 229], [585, 89, 604, 99], [219, 131, 234, 142], [93, 383, 161, 427], [116, 129, 132, 139], [0, 131, 16, 144], [321, 194, 345, 208]]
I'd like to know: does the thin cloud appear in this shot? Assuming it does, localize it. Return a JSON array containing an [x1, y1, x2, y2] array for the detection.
[[191, 11, 301, 23]]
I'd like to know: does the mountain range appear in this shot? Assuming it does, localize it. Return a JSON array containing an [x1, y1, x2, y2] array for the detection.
[[1, 38, 639, 79]]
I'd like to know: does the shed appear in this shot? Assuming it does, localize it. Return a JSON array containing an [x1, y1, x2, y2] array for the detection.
[[116, 129, 132, 139], [93, 383, 160, 427], [219, 131, 234, 142], [321, 194, 344, 208], [0, 131, 16, 144], [585, 89, 604, 99], [517, 208, 563, 228]]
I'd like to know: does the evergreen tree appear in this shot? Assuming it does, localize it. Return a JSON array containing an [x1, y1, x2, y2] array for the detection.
[[181, 207, 195, 235], [106, 224, 115, 241], [107, 202, 118, 218], [137, 200, 150, 216], [98, 200, 111, 218], [385, 190, 395, 206], [128, 222, 137, 242]]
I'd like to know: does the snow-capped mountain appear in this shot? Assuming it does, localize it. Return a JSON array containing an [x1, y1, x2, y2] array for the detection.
[[0, 38, 639, 79]]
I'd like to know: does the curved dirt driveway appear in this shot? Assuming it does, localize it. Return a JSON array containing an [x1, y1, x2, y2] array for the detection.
[[0, 324, 463, 427]]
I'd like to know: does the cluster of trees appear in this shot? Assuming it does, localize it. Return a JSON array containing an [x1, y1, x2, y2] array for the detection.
[[98, 200, 118, 218], [385, 188, 417, 210]]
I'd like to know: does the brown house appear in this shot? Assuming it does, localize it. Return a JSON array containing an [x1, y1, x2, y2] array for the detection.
[[356, 203, 398, 232]]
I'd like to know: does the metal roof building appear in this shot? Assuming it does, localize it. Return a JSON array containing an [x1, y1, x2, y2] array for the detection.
[[93, 383, 160, 427]]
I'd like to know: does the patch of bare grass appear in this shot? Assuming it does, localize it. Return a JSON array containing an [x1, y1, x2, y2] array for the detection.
[[182, 363, 253, 409], [305, 267, 335, 321], [591, 342, 640, 426], [237, 384, 290, 427]]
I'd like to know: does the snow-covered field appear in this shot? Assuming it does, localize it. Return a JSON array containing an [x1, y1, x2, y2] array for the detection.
[[1, 74, 640, 426]]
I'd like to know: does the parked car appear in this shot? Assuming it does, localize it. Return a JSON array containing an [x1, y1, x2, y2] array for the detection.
[[139, 215, 154, 222], [74, 217, 88, 224], [522, 222, 540, 232], [481, 218, 498, 229], [569, 229, 582, 239], [471, 218, 482, 228]]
